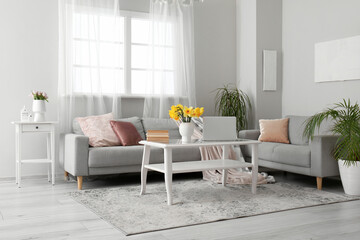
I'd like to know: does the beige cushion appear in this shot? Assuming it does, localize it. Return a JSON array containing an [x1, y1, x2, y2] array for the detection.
[[76, 113, 121, 147], [258, 118, 290, 144]]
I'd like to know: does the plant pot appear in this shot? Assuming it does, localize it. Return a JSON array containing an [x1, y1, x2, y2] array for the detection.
[[32, 100, 46, 122], [179, 122, 194, 143], [338, 159, 360, 196]]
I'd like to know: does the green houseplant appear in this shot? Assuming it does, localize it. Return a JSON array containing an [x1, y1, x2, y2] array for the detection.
[[303, 99, 360, 195], [214, 85, 251, 132]]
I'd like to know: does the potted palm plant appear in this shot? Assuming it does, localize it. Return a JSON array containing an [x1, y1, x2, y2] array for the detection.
[[214, 85, 251, 132], [303, 99, 360, 195]]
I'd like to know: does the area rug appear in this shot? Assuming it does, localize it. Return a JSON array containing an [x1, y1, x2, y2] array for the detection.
[[69, 180, 359, 235]]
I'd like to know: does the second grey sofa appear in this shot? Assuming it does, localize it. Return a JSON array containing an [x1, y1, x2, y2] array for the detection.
[[239, 115, 339, 190]]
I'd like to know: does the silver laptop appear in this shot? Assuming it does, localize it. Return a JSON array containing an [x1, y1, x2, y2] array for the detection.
[[202, 116, 237, 141]]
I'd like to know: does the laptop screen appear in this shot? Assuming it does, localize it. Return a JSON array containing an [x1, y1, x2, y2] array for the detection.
[[202, 117, 237, 141]]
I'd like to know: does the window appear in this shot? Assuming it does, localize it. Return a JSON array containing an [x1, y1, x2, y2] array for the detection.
[[72, 12, 125, 94], [72, 11, 175, 95], [130, 18, 175, 95]]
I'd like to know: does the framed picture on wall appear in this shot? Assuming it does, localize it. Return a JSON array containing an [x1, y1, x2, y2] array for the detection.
[[315, 35, 360, 83], [263, 50, 277, 91]]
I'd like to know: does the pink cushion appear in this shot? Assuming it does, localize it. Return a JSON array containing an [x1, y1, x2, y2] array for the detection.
[[76, 113, 121, 147], [258, 118, 290, 144], [110, 121, 143, 146]]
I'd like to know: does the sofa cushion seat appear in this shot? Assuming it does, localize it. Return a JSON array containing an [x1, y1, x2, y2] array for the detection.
[[88, 145, 201, 168], [261, 143, 311, 168], [258, 142, 282, 160]]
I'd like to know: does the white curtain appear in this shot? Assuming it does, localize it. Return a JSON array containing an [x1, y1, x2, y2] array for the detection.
[[58, 0, 197, 128], [143, 0, 197, 118], [58, 0, 122, 134], [58, 0, 122, 168]]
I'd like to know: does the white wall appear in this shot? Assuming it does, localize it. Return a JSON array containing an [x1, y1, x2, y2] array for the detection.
[[282, 0, 360, 116], [0, 0, 59, 179], [0, 0, 237, 178]]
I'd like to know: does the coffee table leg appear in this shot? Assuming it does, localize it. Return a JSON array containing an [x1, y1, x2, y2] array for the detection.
[[164, 148, 173, 205], [140, 145, 151, 195], [251, 144, 259, 194], [222, 145, 229, 187]]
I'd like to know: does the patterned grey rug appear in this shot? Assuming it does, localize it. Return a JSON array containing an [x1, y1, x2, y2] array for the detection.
[[69, 180, 358, 235]]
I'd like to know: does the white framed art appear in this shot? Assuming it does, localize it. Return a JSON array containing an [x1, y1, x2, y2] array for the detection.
[[315, 35, 360, 83], [263, 50, 277, 91]]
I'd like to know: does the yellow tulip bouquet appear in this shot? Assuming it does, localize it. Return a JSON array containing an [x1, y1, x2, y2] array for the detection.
[[169, 104, 204, 122]]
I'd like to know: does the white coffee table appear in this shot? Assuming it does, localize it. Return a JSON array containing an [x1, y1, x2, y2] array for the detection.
[[139, 139, 260, 205]]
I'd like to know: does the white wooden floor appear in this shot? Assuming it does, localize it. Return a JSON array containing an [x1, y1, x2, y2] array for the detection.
[[1, 172, 360, 240]]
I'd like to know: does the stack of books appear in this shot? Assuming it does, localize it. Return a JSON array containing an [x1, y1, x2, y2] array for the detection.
[[146, 130, 169, 143]]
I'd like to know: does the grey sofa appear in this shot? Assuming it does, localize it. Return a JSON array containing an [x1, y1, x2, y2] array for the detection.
[[63, 117, 201, 190], [239, 115, 339, 190]]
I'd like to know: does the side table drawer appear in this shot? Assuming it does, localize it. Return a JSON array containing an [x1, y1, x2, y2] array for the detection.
[[22, 124, 51, 132]]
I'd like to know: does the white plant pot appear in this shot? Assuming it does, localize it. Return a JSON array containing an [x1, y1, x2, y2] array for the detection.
[[338, 159, 360, 196], [179, 122, 195, 143], [32, 100, 46, 122]]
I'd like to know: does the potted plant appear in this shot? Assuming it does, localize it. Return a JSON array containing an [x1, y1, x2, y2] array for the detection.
[[303, 99, 360, 195], [169, 104, 204, 143], [30, 90, 49, 122], [214, 85, 251, 132]]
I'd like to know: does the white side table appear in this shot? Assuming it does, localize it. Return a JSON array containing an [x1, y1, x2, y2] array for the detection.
[[11, 121, 57, 188]]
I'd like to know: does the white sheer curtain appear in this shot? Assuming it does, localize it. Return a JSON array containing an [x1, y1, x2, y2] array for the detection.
[[143, 0, 197, 118], [58, 0, 122, 134]]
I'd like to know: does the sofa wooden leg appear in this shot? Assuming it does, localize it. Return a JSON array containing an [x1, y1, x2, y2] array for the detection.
[[77, 176, 83, 190], [316, 177, 323, 190], [64, 171, 69, 181]]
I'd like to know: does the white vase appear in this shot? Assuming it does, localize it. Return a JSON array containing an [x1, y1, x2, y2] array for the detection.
[[32, 100, 46, 122], [338, 159, 360, 196], [179, 122, 195, 143]]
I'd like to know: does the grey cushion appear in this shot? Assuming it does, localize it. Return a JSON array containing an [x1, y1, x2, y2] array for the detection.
[[286, 115, 309, 145], [73, 118, 84, 135], [317, 118, 334, 135], [256, 142, 311, 168], [115, 117, 146, 140], [142, 118, 181, 139], [272, 144, 311, 168], [258, 142, 282, 160], [88, 145, 201, 168]]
